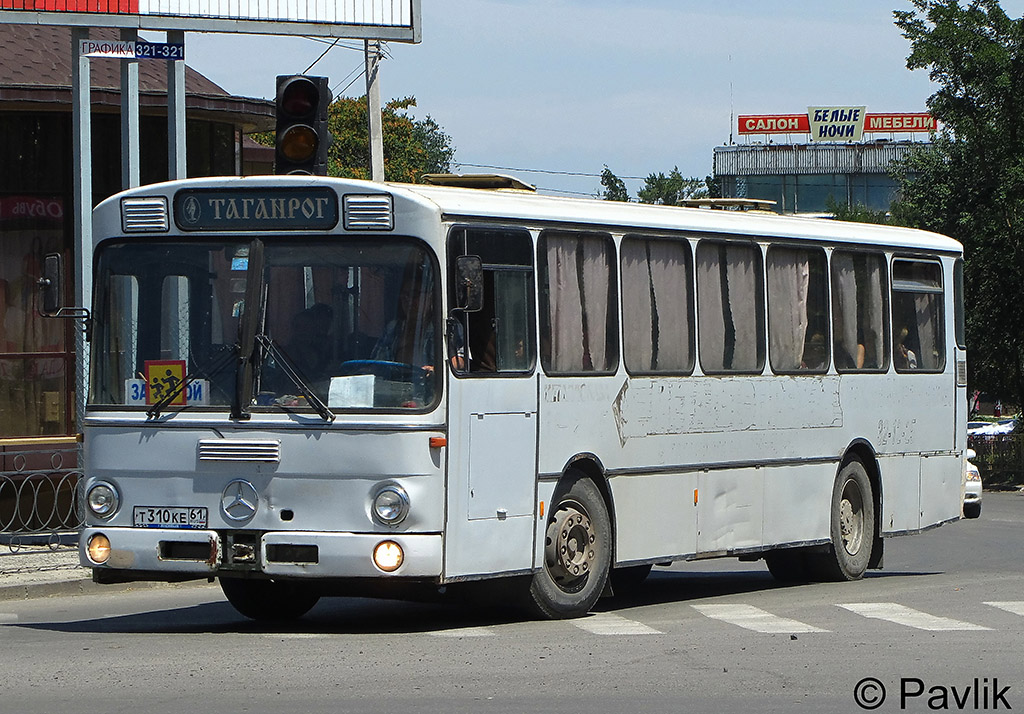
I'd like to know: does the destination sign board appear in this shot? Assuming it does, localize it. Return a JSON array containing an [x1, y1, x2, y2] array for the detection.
[[173, 187, 338, 232]]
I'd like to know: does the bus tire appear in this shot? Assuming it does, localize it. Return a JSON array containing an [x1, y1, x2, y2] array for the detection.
[[808, 458, 875, 581], [220, 577, 320, 621], [526, 472, 611, 619]]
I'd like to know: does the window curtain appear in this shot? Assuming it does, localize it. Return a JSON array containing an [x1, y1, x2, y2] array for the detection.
[[768, 250, 810, 371], [622, 239, 690, 372], [914, 293, 940, 369], [865, 257, 886, 368], [545, 234, 612, 372], [832, 252, 858, 369], [698, 242, 760, 372]]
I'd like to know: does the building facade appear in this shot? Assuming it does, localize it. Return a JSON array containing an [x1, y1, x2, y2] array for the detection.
[[714, 108, 934, 215], [0, 24, 274, 441]]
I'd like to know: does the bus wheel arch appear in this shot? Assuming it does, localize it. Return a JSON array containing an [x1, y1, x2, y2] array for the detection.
[[843, 440, 884, 570], [808, 448, 878, 581], [527, 460, 613, 619]]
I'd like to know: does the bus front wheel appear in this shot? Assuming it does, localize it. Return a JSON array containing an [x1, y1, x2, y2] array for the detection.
[[526, 473, 611, 619], [220, 577, 320, 621], [808, 458, 875, 581]]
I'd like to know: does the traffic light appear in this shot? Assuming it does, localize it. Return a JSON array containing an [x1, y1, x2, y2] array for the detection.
[[274, 75, 332, 175]]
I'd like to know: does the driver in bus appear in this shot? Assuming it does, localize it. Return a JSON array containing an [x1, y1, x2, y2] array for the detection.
[[371, 268, 437, 374]]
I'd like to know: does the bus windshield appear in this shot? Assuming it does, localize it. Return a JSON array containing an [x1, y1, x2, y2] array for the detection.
[[89, 237, 441, 414]]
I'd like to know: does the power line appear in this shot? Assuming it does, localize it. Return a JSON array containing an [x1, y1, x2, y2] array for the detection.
[[302, 38, 340, 75], [333, 62, 367, 97], [455, 162, 647, 180], [535, 186, 601, 197]]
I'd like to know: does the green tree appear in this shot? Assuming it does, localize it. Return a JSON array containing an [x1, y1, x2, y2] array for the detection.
[[600, 166, 630, 201], [253, 95, 454, 183], [891, 0, 1024, 408], [637, 167, 708, 205], [825, 196, 890, 224], [328, 96, 454, 182]]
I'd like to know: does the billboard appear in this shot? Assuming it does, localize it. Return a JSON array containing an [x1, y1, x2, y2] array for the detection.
[[0, 0, 420, 40], [738, 110, 935, 138]]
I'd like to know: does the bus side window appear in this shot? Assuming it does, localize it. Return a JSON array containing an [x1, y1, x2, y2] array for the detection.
[[448, 226, 536, 376], [831, 251, 889, 373], [539, 230, 617, 375], [891, 259, 945, 372], [696, 239, 765, 374], [766, 246, 828, 374], [620, 235, 694, 375]]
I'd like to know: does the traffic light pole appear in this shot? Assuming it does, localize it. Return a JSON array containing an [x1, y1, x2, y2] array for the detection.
[[365, 40, 385, 182]]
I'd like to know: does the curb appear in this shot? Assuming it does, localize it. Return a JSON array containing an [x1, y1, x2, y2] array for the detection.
[[0, 575, 214, 602]]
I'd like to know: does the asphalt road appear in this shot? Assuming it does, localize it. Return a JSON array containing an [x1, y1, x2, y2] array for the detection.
[[1, 492, 1022, 714]]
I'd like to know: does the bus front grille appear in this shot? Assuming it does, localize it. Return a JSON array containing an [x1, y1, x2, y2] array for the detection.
[[198, 439, 281, 462]]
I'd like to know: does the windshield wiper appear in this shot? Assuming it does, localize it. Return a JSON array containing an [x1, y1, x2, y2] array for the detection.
[[256, 334, 335, 423], [146, 345, 238, 420]]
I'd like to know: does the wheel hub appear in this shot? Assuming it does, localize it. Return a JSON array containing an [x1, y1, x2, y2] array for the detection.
[[544, 502, 596, 591], [839, 484, 864, 555]]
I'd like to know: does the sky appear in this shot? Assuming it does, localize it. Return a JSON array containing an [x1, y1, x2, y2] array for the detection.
[[178, 0, 1024, 198]]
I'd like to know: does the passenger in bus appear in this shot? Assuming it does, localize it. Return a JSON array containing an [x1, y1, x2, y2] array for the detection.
[[895, 327, 918, 369], [285, 303, 334, 380], [855, 329, 879, 370]]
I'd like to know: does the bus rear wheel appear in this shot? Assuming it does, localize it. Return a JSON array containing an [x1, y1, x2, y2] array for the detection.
[[526, 473, 611, 619], [220, 577, 320, 621], [807, 458, 875, 581]]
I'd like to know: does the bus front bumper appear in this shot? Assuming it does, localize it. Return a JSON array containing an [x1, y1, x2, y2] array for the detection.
[[79, 527, 443, 580]]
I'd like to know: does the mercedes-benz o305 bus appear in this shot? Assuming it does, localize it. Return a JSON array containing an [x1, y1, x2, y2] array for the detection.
[[70, 174, 967, 620]]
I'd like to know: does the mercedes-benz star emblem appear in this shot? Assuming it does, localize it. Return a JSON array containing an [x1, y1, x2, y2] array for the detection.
[[220, 479, 259, 522]]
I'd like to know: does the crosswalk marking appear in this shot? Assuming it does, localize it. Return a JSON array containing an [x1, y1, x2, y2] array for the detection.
[[984, 601, 1024, 617], [571, 612, 662, 635], [431, 625, 496, 638], [838, 603, 990, 631], [421, 599, 1024, 639], [691, 604, 828, 633]]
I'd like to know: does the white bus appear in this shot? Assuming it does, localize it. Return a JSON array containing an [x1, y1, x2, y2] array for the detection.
[[65, 174, 967, 620]]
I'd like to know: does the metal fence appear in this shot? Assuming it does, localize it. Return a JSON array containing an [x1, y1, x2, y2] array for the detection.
[[969, 433, 1024, 487], [0, 437, 83, 549]]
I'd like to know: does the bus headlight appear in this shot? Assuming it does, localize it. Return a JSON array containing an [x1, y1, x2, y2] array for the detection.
[[86, 481, 120, 519], [371, 484, 410, 525]]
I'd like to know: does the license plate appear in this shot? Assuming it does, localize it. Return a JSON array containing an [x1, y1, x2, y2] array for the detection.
[[133, 506, 208, 529]]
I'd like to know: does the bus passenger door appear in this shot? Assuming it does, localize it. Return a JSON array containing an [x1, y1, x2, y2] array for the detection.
[[444, 228, 539, 579]]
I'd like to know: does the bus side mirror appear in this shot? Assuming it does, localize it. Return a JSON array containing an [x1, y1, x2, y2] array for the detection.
[[38, 253, 63, 316], [456, 255, 484, 313]]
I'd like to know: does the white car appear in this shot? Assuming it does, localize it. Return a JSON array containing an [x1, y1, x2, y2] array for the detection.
[[963, 448, 982, 519], [968, 418, 1017, 437]]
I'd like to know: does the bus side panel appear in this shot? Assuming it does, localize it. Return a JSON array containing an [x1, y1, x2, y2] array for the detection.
[[610, 472, 698, 564], [696, 468, 763, 554], [877, 454, 921, 534], [761, 463, 832, 546], [920, 453, 962, 527]]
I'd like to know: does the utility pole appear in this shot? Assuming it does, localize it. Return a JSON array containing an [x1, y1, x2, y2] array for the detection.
[[365, 40, 384, 182]]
